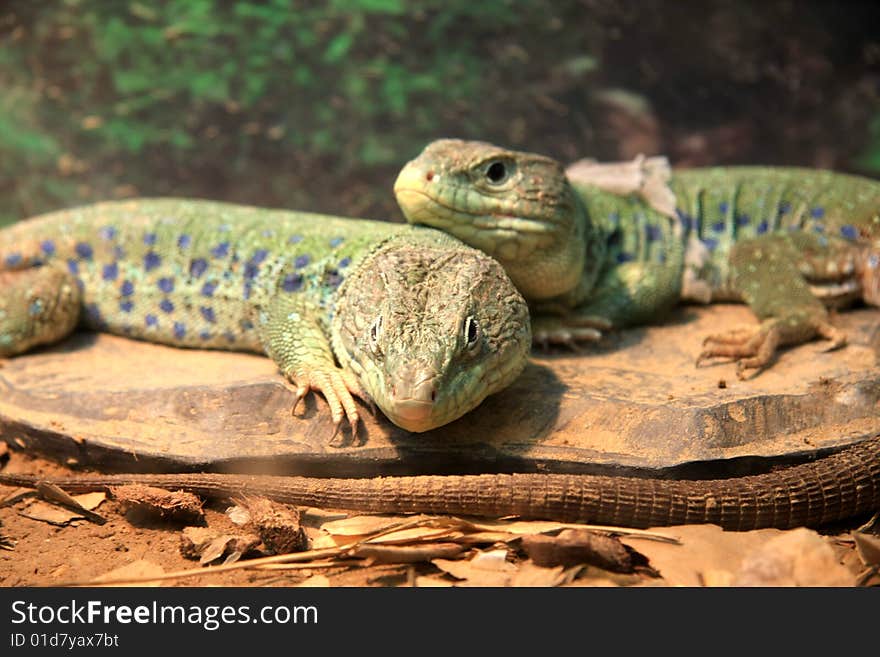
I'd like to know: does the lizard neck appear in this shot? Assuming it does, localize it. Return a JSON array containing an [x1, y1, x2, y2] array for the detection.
[[496, 185, 606, 303], [566, 183, 686, 308]]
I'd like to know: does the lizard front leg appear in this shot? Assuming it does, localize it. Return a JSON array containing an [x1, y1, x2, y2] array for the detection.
[[698, 234, 847, 378], [256, 294, 370, 444], [0, 267, 81, 357], [531, 258, 682, 347]]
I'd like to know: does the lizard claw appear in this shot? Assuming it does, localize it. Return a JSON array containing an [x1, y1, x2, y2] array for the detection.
[[531, 315, 606, 349], [697, 317, 846, 378], [697, 324, 780, 378], [285, 366, 371, 445]]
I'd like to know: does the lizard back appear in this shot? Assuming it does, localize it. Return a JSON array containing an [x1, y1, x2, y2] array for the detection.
[[0, 199, 406, 351]]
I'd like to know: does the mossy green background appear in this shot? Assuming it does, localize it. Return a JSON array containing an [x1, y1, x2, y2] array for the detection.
[[1, 0, 879, 227]]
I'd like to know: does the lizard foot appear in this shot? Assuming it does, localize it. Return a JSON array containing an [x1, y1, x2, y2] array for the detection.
[[285, 366, 372, 446], [531, 315, 610, 350], [696, 320, 846, 379]]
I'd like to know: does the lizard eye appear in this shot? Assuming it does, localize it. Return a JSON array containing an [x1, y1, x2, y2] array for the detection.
[[369, 315, 383, 356], [463, 316, 481, 350], [485, 160, 511, 185]]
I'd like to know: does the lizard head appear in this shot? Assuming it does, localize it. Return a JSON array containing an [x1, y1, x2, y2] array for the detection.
[[332, 233, 531, 433], [394, 139, 586, 300]]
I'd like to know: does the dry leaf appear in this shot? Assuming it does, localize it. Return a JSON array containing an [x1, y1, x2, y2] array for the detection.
[[297, 574, 330, 587], [301, 508, 350, 526], [620, 525, 783, 586], [733, 528, 856, 587], [414, 576, 454, 587], [364, 526, 457, 545], [20, 500, 85, 526], [95, 560, 166, 586], [321, 515, 409, 536], [226, 505, 251, 525], [853, 532, 880, 567], [35, 482, 106, 524], [352, 542, 464, 563], [700, 569, 734, 587], [179, 526, 261, 564], [453, 531, 515, 545], [510, 562, 574, 587], [521, 529, 638, 572], [470, 549, 514, 571], [304, 528, 337, 550], [463, 518, 677, 542], [73, 492, 106, 511], [1, 487, 35, 506], [431, 558, 513, 587]]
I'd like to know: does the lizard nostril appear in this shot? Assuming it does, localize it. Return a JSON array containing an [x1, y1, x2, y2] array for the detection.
[[425, 170, 434, 182]]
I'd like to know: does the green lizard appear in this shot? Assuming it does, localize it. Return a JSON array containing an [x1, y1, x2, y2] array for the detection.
[[395, 139, 880, 376], [0, 199, 531, 439]]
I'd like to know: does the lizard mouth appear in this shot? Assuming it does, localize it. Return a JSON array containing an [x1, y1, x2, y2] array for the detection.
[[383, 371, 439, 432], [387, 399, 435, 431]]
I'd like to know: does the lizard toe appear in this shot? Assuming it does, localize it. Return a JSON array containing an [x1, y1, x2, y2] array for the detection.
[[286, 366, 364, 443], [697, 323, 780, 376], [816, 321, 847, 352], [531, 316, 604, 348]]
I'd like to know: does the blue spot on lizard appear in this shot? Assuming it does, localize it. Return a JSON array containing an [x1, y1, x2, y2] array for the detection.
[[75, 242, 93, 259], [102, 262, 118, 281], [282, 273, 303, 292], [190, 258, 208, 278], [144, 251, 161, 271], [211, 243, 230, 258]]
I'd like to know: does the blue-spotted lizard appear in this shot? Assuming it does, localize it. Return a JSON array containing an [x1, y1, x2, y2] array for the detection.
[[0, 199, 531, 440], [395, 139, 880, 377]]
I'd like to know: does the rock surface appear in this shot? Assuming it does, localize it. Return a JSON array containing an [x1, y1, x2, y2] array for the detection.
[[1, 305, 877, 475]]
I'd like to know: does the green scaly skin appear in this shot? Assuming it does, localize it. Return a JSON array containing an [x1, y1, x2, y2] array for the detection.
[[0, 199, 531, 439], [396, 140, 880, 377]]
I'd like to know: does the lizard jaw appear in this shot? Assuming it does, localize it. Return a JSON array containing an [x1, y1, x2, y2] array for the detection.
[[384, 371, 439, 432], [386, 400, 435, 432]]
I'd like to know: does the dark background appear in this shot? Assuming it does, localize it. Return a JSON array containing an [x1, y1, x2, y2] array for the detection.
[[2, 0, 879, 226]]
